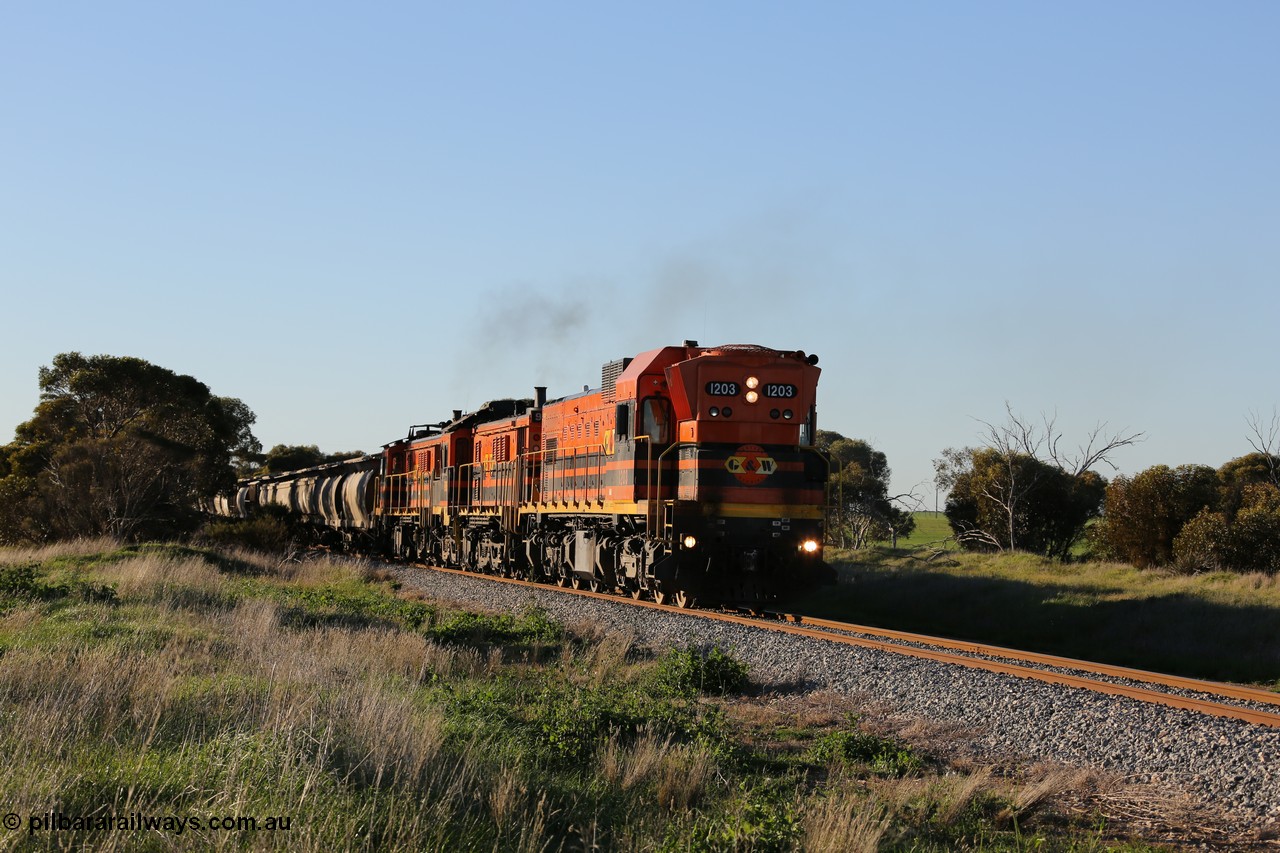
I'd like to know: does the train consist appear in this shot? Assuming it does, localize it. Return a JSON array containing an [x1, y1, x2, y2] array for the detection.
[[219, 342, 834, 605]]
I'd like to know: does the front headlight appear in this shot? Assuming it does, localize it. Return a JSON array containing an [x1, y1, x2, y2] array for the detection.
[[683, 535, 698, 549], [801, 539, 820, 554]]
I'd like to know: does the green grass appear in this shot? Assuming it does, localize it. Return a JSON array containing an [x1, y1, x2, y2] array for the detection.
[[788, 532, 1280, 687], [0, 540, 1166, 850], [891, 510, 958, 550]]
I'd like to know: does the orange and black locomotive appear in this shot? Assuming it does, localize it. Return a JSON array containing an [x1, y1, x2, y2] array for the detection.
[[228, 342, 834, 605]]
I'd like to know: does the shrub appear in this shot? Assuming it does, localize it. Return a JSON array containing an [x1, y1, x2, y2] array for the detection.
[[196, 512, 293, 554], [1175, 483, 1280, 573], [664, 780, 800, 853], [428, 605, 562, 646], [1093, 464, 1219, 568], [656, 645, 750, 696], [535, 685, 645, 764], [807, 728, 922, 777], [0, 561, 118, 607]]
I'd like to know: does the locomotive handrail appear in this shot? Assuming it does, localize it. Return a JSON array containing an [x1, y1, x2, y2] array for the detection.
[[632, 434, 678, 533], [448, 457, 523, 531], [516, 442, 611, 508], [797, 445, 838, 543], [378, 470, 409, 515], [384, 434, 670, 520], [633, 435, 653, 527], [518, 449, 539, 504], [378, 468, 437, 516], [651, 441, 692, 542]]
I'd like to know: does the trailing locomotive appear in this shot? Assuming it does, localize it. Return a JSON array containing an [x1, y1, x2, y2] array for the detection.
[[224, 342, 833, 606]]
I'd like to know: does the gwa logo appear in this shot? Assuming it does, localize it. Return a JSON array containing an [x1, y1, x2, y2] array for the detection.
[[725, 445, 776, 486]]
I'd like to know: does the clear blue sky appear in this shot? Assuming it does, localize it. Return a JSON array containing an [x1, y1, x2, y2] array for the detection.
[[3, 1, 1277, 503]]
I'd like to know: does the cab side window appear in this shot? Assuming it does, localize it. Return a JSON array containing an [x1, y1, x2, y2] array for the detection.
[[641, 397, 671, 444]]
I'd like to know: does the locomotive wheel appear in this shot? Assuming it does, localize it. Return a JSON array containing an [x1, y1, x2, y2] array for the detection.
[[629, 588, 644, 600], [655, 591, 670, 606], [674, 591, 695, 609]]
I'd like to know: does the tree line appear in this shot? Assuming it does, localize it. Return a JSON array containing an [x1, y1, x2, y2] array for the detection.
[[933, 408, 1280, 573]]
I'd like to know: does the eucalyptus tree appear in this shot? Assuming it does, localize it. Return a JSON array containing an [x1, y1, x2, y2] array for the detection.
[[817, 430, 917, 548], [0, 353, 260, 542]]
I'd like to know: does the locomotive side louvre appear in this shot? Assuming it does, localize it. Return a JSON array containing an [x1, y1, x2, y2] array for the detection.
[[465, 412, 539, 516], [537, 390, 627, 508]]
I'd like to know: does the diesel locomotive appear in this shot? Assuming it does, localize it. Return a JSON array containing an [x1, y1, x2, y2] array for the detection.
[[221, 342, 834, 606]]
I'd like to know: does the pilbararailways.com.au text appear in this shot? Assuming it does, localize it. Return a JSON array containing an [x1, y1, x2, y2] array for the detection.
[[11, 811, 292, 835]]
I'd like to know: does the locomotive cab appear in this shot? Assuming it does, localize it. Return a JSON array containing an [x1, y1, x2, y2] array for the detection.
[[611, 343, 834, 604]]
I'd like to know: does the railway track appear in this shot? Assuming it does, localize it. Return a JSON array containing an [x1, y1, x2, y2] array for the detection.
[[409, 562, 1280, 729]]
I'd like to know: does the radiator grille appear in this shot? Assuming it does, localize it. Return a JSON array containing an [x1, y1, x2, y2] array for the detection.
[[601, 358, 632, 402]]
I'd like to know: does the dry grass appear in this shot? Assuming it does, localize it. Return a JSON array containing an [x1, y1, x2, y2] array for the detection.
[[595, 728, 713, 815], [654, 744, 712, 812], [0, 535, 121, 565], [0, 540, 1214, 850], [598, 731, 667, 791], [0, 544, 713, 850], [801, 790, 891, 853], [1014, 764, 1097, 815], [92, 550, 229, 605], [579, 628, 637, 683], [0, 546, 558, 850]]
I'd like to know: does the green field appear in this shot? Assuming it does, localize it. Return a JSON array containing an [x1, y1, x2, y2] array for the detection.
[[787, 515, 1280, 688], [890, 510, 957, 550]]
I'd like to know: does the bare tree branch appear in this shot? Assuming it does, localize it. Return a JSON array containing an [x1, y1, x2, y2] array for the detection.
[[1246, 408, 1280, 488], [1059, 422, 1145, 476]]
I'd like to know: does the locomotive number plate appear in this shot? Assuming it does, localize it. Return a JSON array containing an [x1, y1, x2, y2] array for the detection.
[[763, 383, 797, 398], [705, 381, 740, 396]]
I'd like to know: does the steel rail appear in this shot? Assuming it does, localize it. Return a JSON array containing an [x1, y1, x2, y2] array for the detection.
[[406, 563, 1280, 729], [765, 612, 1280, 709]]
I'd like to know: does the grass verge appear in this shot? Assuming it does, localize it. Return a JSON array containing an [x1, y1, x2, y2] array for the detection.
[[786, 546, 1280, 687], [0, 540, 1201, 850]]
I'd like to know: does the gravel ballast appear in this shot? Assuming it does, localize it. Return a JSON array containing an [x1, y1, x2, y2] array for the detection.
[[389, 564, 1280, 837]]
